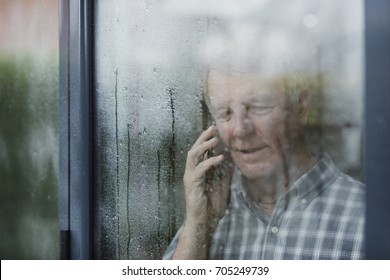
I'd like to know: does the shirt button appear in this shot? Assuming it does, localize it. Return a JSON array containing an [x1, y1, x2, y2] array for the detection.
[[271, 226, 279, 234], [301, 198, 307, 204]]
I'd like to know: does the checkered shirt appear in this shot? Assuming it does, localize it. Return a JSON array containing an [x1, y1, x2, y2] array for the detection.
[[163, 153, 365, 259]]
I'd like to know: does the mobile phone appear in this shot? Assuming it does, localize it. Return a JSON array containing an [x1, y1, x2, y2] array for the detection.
[[210, 131, 226, 157], [207, 130, 234, 184]]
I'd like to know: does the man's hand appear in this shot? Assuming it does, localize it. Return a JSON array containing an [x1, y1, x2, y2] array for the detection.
[[172, 125, 234, 259]]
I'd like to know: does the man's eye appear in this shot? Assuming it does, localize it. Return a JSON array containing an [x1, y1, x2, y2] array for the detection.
[[250, 105, 273, 115], [216, 109, 232, 120]]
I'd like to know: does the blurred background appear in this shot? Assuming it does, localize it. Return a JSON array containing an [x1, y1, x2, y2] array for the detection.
[[0, 0, 59, 259]]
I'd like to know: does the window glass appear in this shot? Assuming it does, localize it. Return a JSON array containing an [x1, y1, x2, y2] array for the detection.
[[0, 0, 59, 259], [94, 0, 363, 259]]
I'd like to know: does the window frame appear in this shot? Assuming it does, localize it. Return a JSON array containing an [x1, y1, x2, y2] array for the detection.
[[364, 0, 390, 260], [59, 0, 95, 259]]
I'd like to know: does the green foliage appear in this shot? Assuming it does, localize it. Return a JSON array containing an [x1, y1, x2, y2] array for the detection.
[[0, 55, 59, 259]]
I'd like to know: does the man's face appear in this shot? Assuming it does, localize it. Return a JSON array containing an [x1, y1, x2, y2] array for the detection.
[[208, 71, 304, 180]]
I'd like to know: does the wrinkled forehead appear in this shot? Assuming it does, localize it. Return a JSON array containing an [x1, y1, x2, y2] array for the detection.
[[207, 70, 284, 104]]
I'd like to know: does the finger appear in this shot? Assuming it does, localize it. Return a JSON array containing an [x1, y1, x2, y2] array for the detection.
[[192, 125, 217, 148], [183, 154, 223, 189], [188, 137, 219, 167], [196, 154, 224, 174]]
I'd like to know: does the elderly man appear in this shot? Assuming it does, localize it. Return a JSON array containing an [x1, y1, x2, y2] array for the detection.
[[163, 66, 365, 259]]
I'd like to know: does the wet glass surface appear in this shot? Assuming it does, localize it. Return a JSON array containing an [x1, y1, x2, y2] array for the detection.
[[94, 0, 363, 259]]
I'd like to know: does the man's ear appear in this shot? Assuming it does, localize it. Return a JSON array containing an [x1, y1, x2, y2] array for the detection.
[[298, 90, 310, 126]]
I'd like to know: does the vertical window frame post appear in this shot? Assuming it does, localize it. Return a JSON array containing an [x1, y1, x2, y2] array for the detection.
[[59, 0, 94, 260], [364, 0, 390, 259]]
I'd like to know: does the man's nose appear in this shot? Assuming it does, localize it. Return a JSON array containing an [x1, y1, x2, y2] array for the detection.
[[232, 111, 253, 137]]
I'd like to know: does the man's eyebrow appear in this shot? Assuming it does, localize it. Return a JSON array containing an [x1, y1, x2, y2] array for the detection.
[[245, 96, 278, 105]]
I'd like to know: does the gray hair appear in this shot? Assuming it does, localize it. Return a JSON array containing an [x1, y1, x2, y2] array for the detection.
[[199, 30, 316, 110]]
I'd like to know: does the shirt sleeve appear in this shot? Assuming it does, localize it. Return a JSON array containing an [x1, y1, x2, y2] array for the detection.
[[162, 226, 182, 260]]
